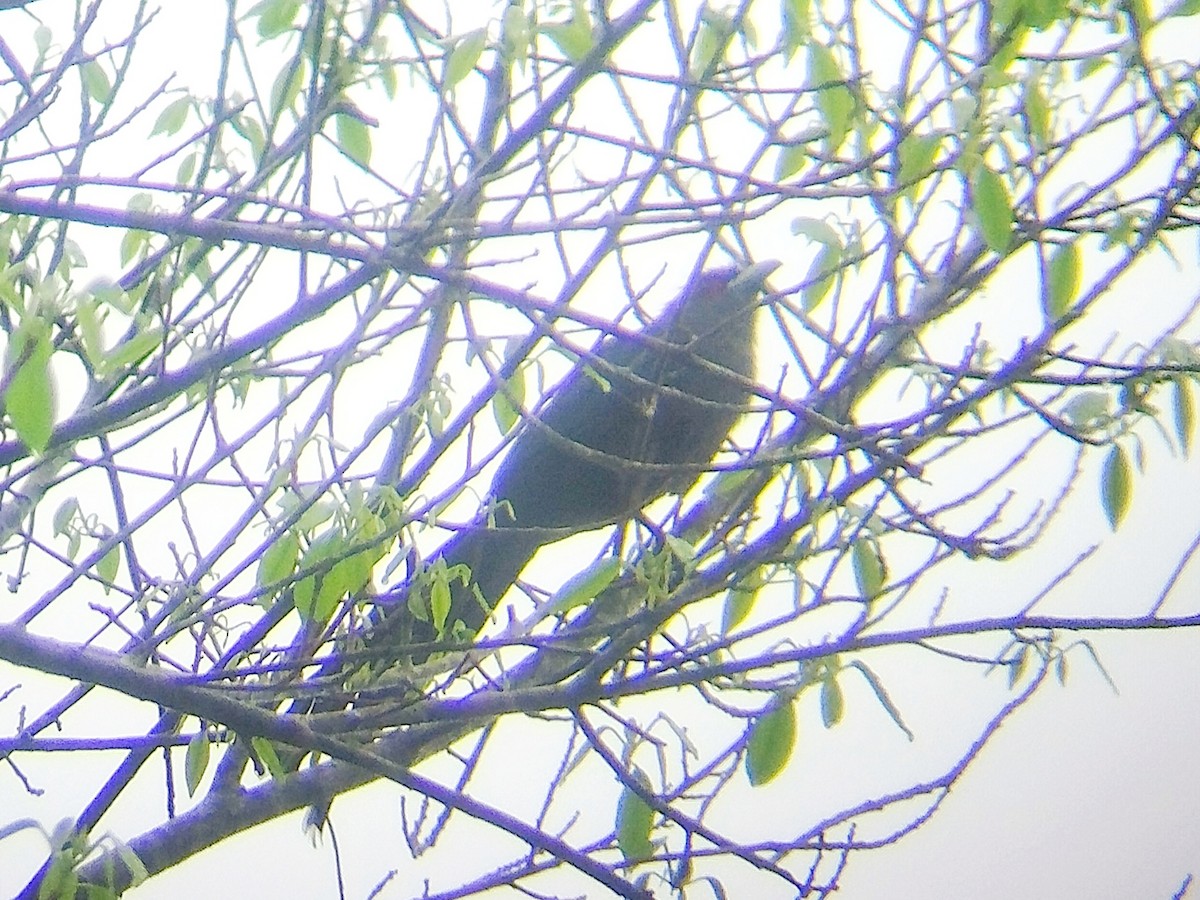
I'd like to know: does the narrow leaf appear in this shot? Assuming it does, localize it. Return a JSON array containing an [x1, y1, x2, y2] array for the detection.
[[616, 771, 656, 861], [1100, 444, 1131, 529], [1173, 377, 1194, 456], [4, 324, 56, 453], [972, 165, 1013, 254], [542, 557, 621, 619], [96, 545, 119, 593], [852, 539, 885, 599], [820, 676, 843, 727], [809, 44, 852, 153], [335, 113, 372, 167], [492, 370, 524, 435], [257, 531, 299, 595], [746, 697, 796, 786], [1044, 242, 1080, 320], [445, 30, 486, 89], [185, 729, 210, 797]]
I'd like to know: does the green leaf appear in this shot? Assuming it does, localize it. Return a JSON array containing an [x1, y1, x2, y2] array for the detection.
[[250, 736, 284, 779], [541, 557, 621, 619], [492, 369, 524, 435], [543, 0, 594, 62], [151, 96, 191, 137], [972, 165, 1013, 254], [445, 29, 486, 89], [96, 545, 119, 593], [120, 230, 148, 267], [820, 676, 843, 727], [81, 61, 111, 103], [334, 113, 372, 167], [1062, 390, 1112, 432], [270, 59, 306, 121], [501, 4, 532, 69], [1023, 77, 1049, 147], [1172, 377, 1194, 456], [185, 729, 210, 797], [809, 44, 852, 153], [781, 0, 811, 59], [616, 771, 655, 861], [1044, 242, 1080, 320], [897, 132, 940, 193], [746, 697, 796, 786], [97, 331, 159, 379], [722, 568, 763, 633], [775, 143, 810, 181], [852, 538, 885, 599], [430, 571, 452, 632], [4, 322, 56, 453], [257, 530, 299, 596], [53, 498, 79, 536], [690, 10, 733, 78], [1101, 444, 1131, 529], [293, 530, 343, 623], [802, 243, 839, 311], [232, 113, 267, 158], [256, 0, 302, 39]]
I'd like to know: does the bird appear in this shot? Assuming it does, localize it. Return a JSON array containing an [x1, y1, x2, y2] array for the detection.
[[325, 260, 777, 688]]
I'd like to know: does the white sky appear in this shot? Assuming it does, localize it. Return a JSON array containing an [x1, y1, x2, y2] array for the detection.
[[1, 2, 1199, 899]]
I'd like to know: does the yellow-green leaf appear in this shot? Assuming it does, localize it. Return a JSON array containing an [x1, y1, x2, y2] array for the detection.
[[1101, 444, 1131, 529], [4, 324, 56, 453], [53, 498, 79, 536], [257, 530, 299, 596], [81, 61, 111, 103], [722, 568, 764, 633], [616, 771, 655, 861], [1024, 78, 1049, 147], [97, 331, 159, 379], [746, 697, 796, 786], [809, 44, 852, 154], [151, 96, 191, 137], [690, 10, 733, 78], [542, 557, 621, 618], [256, 0, 301, 39], [501, 3, 532, 69], [1172, 377, 1194, 456], [781, 0, 811, 59], [492, 369, 524, 435], [185, 729, 210, 797], [96, 545, 119, 593], [897, 132, 940, 192], [1044, 242, 1080, 320], [232, 113, 267, 158], [973, 165, 1013, 254], [445, 29, 486, 90], [251, 736, 284, 779], [820, 676, 843, 727], [802, 243, 839, 311], [270, 59, 305, 120], [120, 229, 149, 267], [430, 572, 452, 632], [775, 143, 809, 181], [543, 0, 594, 62], [335, 113, 372, 167], [852, 538, 885, 599]]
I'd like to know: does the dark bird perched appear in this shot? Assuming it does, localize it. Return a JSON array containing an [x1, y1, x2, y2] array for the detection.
[[399, 260, 778, 655], [321, 260, 777, 692]]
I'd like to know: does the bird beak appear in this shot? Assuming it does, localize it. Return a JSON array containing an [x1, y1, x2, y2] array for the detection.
[[728, 259, 780, 293]]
